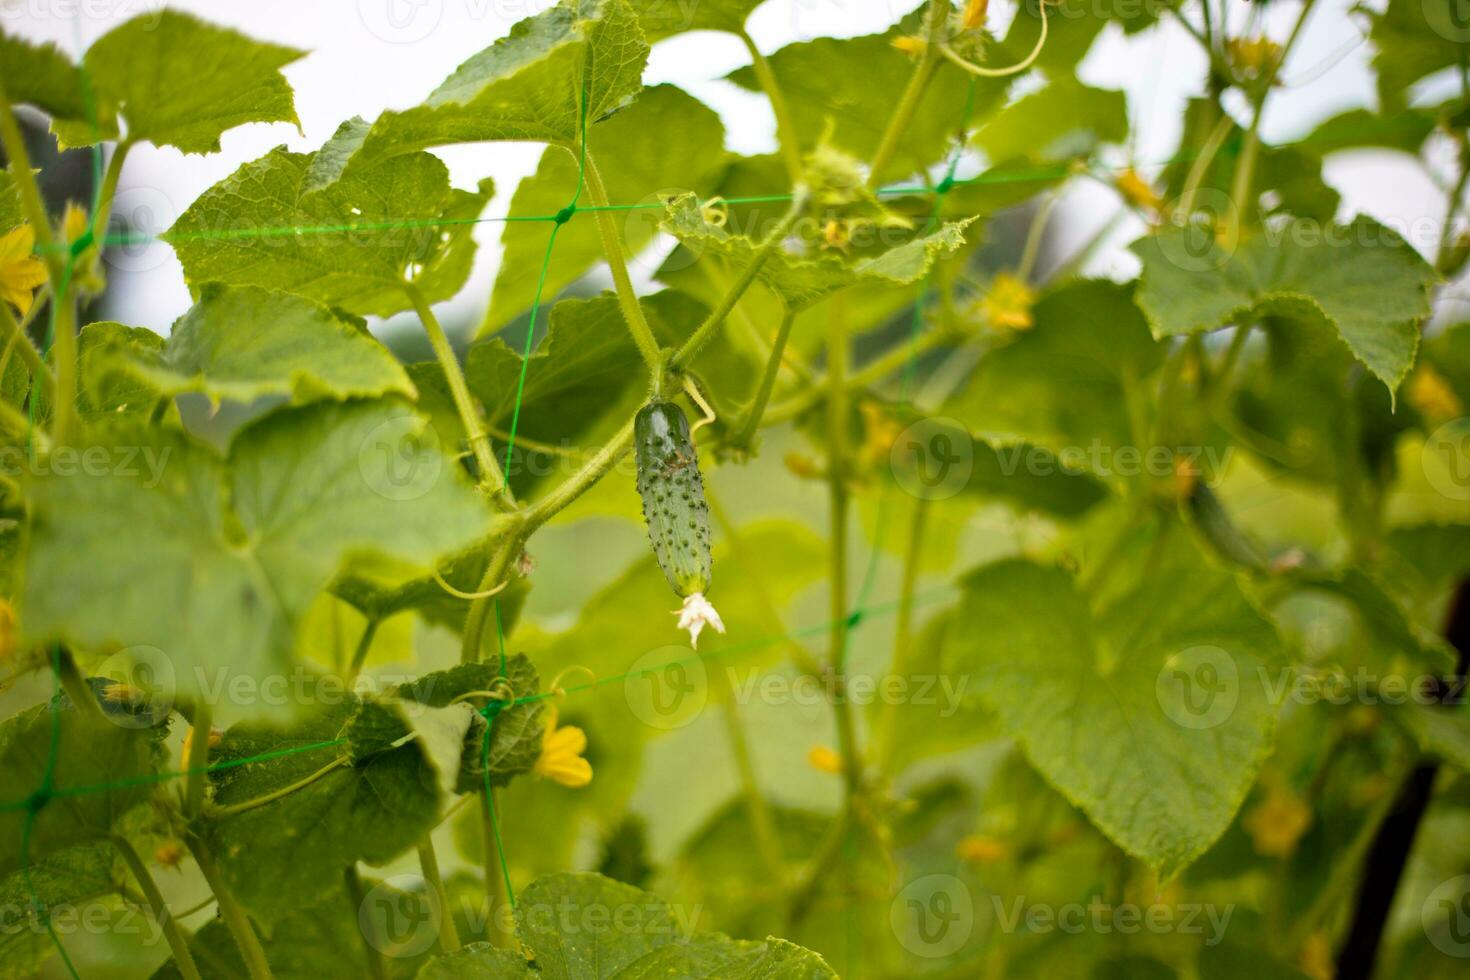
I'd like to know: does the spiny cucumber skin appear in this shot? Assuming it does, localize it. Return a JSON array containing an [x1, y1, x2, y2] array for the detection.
[[635, 401, 712, 599]]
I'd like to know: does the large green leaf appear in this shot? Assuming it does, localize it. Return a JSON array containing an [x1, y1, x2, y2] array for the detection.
[[1371, 0, 1468, 107], [203, 698, 440, 923], [0, 31, 100, 127], [974, 78, 1127, 163], [662, 194, 971, 309], [943, 535, 1287, 877], [415, 872, 837, 978], [21, 402, 496, 724], [947, 279, 1164, 453], [78, 11, 304, 153], [0, 700, 163, 876], [167, 146, 492, 318], [31, 322, 175, 426], [319, 0, 648, 185], [483, 84, 727, 332], [0, 841, 116, 980], [1132, 216, 1436, 394], [106, 285, 414, 407], [638, 0, 766, 40]]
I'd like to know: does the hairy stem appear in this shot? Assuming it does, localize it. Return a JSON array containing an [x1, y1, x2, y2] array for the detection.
[[824, 297, 862, 795], [418, 837, 462, 953], [188, 837, 273, 980], [0, 300, 55, 396], [345, 617, 380, 685], [404, 282, 511, 505], [875, 496, 930, 775], [184, 701, 212, 820], [580, 152, 664, 380], [480, 790, 514, 948], [739, 30, 805, 184], [112, 834, 202, 980], [728, 309, 796, 448], [868, 1, 947, 186], [56, 649, 105, 725]]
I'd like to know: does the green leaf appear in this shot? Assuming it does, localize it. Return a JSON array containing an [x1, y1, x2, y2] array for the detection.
[[0, 701, 164, 876], [32, 322, 176, 426], [1389, 698, 1470, 773], [638, 0, 765, 40], [974, 79, 1127, 163], [0, 168, 25, 232], [947, 279, 1164, 453], [77, 11, 304, 153], [204, 698, 440, 922], [483, 84, 727, 333], [0, 842, 116, 980], [1370, 0, 1467, 107], [322, 0, 648, 184], [1132, 216, 1436, 394], [167, 145, 493, 318], [106, 285, 415, 407], [21, 402, 495, 724], [396, 656, 548, 790], [943, 535, 1287, 877], [0, 31, 100, 126], [1302, 107, 1437, 156], [416, 873, 837, 979], [663, 194, 971, 309], [157, 879, 434, 979]]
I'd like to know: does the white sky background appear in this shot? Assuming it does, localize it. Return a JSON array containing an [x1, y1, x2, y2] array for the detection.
[[1, 0, 1455, 333]]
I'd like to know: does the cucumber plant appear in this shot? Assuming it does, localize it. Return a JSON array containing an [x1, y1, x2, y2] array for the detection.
[[0, 1, 1467, 979]]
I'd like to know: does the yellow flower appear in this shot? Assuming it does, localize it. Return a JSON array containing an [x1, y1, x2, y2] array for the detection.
[[62, 202, 88, 246], [807, 745, 841, 774], [1115, 168, 1162, 214], [977, 272, 1036, 332], [1407, 363, 1463, 422], [1298, 931, 1334, 980], [181, 724, 222, 761], [0, 224, 48, 316], [1242, 782, 1312, 858], [0, 598, 15, 663], [856, 401, 903, 477], [534, 706, 592, 788], [891, 36, 927, 58], [962, 0, 989, 30], [154, 841, 187, 869], [956, 834, 1009, 864], [820, 218, 851, 254], [1226, 36, 1283, 82]]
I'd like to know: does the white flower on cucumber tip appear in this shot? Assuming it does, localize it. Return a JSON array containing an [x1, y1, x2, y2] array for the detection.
[[675, 592, 725, 649]]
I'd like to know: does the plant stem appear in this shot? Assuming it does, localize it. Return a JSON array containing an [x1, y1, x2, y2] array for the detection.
[[875, 496, 930, 775], [580, 152, 664, 380], [460, 531, 524, 664], [206, 757, 348, 819], [91, 140, 133, 253], [188, 837, 273, 980], [0, 300, 55, 396], [824, 296, 862, 795], [729, 309, 796, 448], [417, 837, 462, 953], [1015, 191, 1059, 282], [344, 866, 389, 980], [759, 327, 952, 429], [184, 701, 212, 820], [1229, 0, 1319, 237], [739, 30, 805, 184], [1175, 111, 1234, 223], [404, 282, 511, 504], [345, 617, 380, 685], [672, 197, 805, 372], [56, 649, 105, 725], [0, 84, 60, 274], [480, 790, 514, 948], [1334, 579, 1469, 979], [719, 697, 787, 887], [112, 834, 202, 980], [868, 1, 946, 186]]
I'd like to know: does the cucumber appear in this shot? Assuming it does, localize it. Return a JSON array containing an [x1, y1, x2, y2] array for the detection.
[[635, 401, 723, 645]]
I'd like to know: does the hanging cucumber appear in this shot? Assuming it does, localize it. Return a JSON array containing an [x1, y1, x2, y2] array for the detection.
[[635, 400, 724, 647]]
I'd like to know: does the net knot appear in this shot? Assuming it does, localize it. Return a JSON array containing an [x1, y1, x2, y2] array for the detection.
[[25, 788, 52, 814], [552, 204, 577, 225], [935, 175, 956, 196], [69, 228, 95, 257], [845, 609, 864, 629], [480, 699, 505, 721]]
